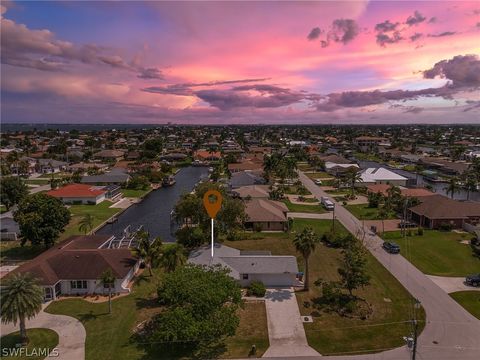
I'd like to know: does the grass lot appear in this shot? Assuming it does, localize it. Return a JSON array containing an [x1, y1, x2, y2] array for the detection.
[[383, 230, 479, 276], [61, 201, 123, 239], [297, 163, 313, 171], [306, 172, 333, 180], [283, 199, 326, 214], [226, 218, 425, 355], [282, 185, 312, 196], [450, 291, 480, 320], [0, 328, 59, 360], [0, 205, 6, 214], [345, 204, 397, 220], [121, 188, 152, 198], [25, 179, 50, 185], [46, 269, 268, 360], [37, 172, 69, 179], [0, 241, 46, 262]]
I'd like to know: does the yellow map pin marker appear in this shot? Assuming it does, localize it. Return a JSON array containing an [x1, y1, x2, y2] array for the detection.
[[203, 190, 222, 258], [203, 190, 222, 219]]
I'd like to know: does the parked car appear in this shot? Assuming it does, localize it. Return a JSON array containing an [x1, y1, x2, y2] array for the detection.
[[465, 274, 480, 287], [321, 196, 335, 211], [398, 221, 417, 229], [314, 179, 322, 185], [382, 241, 400, 254]]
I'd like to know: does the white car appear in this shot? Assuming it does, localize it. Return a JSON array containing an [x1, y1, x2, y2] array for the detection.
[[314, 179, 322, 185]]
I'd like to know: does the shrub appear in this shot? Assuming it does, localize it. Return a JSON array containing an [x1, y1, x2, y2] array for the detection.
[[417, 227, 424, 236], [438, 222, 453, 232], [253, 223, 263, 232], [247, 281, 266, 297], [175, 227, 206, 248]]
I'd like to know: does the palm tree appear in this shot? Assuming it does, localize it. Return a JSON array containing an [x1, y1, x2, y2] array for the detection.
[[1, 273, 44, 344], [161, 244, 187, 272], [445, 177, 459, 199], [344, 167, 362, 197], [462, 171, 478, 201], [293, 227, 319, 291], [78, 213, 94, 235], [99, 268, 115, 314], [134, 231, 163, 276]]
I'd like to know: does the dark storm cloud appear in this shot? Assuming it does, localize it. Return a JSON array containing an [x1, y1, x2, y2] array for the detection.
[[195, 87, 305, 110], [0, 8, 161, 78], [316, 87, 450, 111], [376, 32, 403, 47], [137, 68, 164, 79], [307, 27, 322, 40], [428, 31, 456, 38], [375, 20, 400, 33], [406, 11, 427, 26], [309, 18, 360, 47], [423, 54, 480, 87], [410, 33, 423, 42], [142, 78, 270, 96]]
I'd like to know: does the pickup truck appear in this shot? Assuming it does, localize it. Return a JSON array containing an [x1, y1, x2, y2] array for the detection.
[[321, 196, 335, 211]]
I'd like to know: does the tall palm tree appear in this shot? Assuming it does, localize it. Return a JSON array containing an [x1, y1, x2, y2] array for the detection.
[[445, 177, 459, 199], [1, 273, 44, 344], [99, 268, 116, 314], [344, 167, 362, 197], [161, 244, 187, 272], [462, 170, 478, 201], [134, 231, 163, 276], [78, 213, 94, 235], [293, 227, 319, 291]]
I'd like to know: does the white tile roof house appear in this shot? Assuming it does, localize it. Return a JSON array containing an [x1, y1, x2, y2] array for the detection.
[[359, 167, 408, 187], [188, 244, 299, 287]]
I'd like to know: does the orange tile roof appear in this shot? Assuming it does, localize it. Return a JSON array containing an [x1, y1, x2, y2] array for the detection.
[[47, 184, 105, 198]]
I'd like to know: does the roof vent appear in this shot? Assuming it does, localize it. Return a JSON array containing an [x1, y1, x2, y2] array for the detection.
[[75, 255, 80, 259]]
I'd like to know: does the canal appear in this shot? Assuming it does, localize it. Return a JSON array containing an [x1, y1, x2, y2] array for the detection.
[[357, 160, 480, 202], [97, 166, 209, 242]]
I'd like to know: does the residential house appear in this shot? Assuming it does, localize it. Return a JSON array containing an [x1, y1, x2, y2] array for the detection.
[[354, 136, 389, 152], [359, 168, 408, 187], [325, 162, 359, 176], [194, 150, 221, 162], [229, 170, 266, 189], [244, 199, 288, 231], [81, 168, 130, 185], [93, 149, 125, 162], [232, 185, 270, 199], [408, 195, 480, 229], [47, 184, 106, 205], [36, 159, 68, 174], [228, 159, 263, 173], [7, 235, 139, 301], [188, 244, 299, 287], [366, 184, 435, 198]]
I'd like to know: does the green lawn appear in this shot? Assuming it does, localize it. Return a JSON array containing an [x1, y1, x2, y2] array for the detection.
[[282, 185, 312, 196], [25, 179, 50, 185], [120, 188, 152, 198], [306, 172, 333, 180], [226, 218, 425, 355], [345, 204, 397, 220], [0, 205, 6, 214], [383, 230, 479, 276], [283, 199, 326, 214], [61, 201, 123, 239], [297, 163, 313, 171], [46, 269, 268, 359], [450, 291, 480, 320], [1, 328, 59, 360], [0, 241, 46, 262]]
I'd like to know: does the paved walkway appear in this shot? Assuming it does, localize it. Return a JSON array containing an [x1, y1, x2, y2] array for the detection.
[[426, 275, 480, 294], [29, 184, 51, 194], [263, 288, 321, 358], [287, 212, 332, 219], [1, 304, 85, 360]]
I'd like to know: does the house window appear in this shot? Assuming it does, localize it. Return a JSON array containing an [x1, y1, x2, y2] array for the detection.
[[242, 274, 249, 280], [70, 280, 88, 289]]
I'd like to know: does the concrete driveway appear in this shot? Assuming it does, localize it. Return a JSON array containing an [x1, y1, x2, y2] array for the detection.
[[1, 304, 85, 360], [426, 275, 480, 293], [263, 288, 321, 358]]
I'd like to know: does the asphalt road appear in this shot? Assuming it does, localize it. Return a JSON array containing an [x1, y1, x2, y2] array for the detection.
[[289, 172, 480, 360]]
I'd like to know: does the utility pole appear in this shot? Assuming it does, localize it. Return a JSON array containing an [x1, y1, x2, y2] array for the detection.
[[332, 203, 336, 233], [411, 298, 420, 360]]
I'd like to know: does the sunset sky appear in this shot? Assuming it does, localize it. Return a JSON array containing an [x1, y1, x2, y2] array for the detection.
[[1, 0, 479, 124]]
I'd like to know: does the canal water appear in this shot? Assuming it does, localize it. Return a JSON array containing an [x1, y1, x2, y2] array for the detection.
[[357, 160, 480, 202], [97, 166, 209, 242]]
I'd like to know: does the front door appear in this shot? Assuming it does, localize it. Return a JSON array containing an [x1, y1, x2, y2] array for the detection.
[[44, 287, 53, 301], [55, 282, 61, 298]]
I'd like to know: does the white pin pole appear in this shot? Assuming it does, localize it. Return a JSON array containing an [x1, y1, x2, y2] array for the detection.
[[211, 218, 214, 258]]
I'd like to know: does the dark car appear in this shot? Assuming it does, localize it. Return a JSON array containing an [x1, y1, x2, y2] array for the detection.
[[465, 274, 480, 287], [398, 221, 417, 229], [382, 241, 400, 254]]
